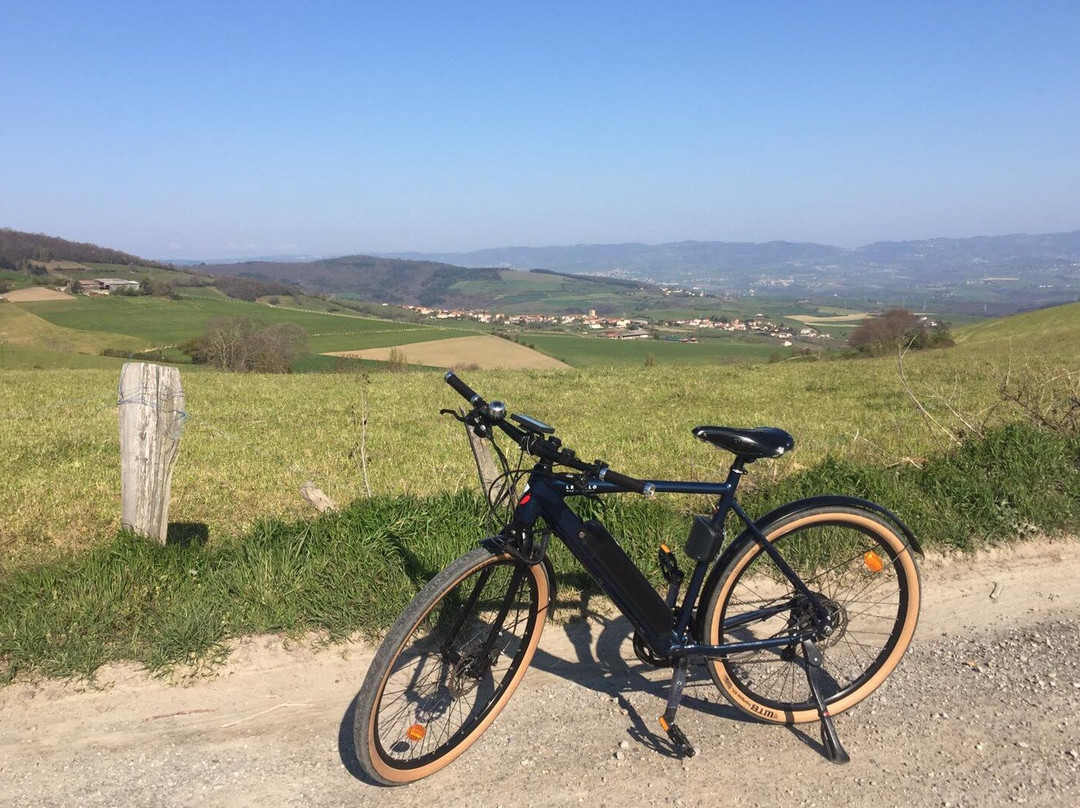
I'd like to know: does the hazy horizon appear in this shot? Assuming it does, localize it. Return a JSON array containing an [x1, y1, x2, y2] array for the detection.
[[3, 2, 1078, 261], [153, 225, 1079, 265]]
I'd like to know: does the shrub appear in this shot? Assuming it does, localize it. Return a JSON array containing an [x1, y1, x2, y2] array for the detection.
[[180, 317, 309, 372], [849, 308, 953, 355], [384, 347, 408, 372]]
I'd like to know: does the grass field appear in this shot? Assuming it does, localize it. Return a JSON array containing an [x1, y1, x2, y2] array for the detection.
[[2, 300, 1078, 566], [522, 331, 788, 366], [0, 299, 146, 357], [4, 289, 836, 371], [1, 301, 1079, 680], [11, 292, 476, 357]]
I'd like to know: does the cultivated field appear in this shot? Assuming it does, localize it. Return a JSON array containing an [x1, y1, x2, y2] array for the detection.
[[1, 289, 836, 372], [325, 334, 571, 370], [523, 332, 783, 367], [3, 292, 477, 365], [0, 288, 74, 303]]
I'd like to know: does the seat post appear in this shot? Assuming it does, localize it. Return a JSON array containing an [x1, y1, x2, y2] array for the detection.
[[708, 456, 746, 528], [724, 456, 747, 489]]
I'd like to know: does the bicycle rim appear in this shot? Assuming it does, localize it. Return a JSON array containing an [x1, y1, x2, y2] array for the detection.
[[360, 549, 549, 783]]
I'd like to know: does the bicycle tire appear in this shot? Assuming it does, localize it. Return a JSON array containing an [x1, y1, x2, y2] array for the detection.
[[701, 505, 920, 724], [354, 546, 551, 785]]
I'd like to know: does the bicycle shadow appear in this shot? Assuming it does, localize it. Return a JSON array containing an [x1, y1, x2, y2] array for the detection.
[[336, 586, 838, 780], [525, 587, 758, 758]]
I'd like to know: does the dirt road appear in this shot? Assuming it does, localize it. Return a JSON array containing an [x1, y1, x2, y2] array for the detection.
[[2, 541, 1078, 807]]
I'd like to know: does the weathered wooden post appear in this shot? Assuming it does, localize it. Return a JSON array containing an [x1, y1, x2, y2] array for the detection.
[[463, 410, 507, 506], [118, 362, 186, 543]]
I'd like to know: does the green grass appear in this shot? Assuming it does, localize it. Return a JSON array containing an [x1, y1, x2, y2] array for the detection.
[[15, 293, 473, 356], [0, 296, 1076, 560], [0, 299, 148, 357], [1, 421, 1076, 682], [2, 295, 1077, 566], [1, 296, 1079, 682], [0, 343, 128, 370], [955, 300, 1080, 347], [522, 332, 786, 367]]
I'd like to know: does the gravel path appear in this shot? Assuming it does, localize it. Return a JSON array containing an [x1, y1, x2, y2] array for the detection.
[[1, 540, 1078, 807]]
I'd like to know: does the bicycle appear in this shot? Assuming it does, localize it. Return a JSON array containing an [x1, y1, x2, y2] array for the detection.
[[354, 372, 922, 785]]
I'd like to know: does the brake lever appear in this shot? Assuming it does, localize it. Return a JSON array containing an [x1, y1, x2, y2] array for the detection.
[[440, 408, 466, 423]]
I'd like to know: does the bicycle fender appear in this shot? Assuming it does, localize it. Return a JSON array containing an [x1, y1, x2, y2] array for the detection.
[[746, 495, 923, 558], [692, 495, 923, 642]]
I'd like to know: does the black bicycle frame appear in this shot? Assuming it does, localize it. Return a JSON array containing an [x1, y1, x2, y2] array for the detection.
[[501, 463, 828, 662]]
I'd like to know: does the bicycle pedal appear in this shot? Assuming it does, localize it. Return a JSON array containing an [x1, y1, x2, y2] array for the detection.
[[658, 544, 683, 585], [659, 717, 697, 758]]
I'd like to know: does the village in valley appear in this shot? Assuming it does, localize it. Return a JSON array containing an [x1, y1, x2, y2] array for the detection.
[[401, 304, 831, 346]]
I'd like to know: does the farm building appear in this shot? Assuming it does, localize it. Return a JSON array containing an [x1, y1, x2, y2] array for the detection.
[[73, 278, 142, 295], [98, 278, 141, 292]]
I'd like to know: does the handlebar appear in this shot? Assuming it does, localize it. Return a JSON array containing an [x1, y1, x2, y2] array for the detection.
[[444, 371, 484, 407], [444, 371, 654, 496]]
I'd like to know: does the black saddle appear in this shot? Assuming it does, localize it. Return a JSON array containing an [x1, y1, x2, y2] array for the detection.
[[693, 426, 794, 460]]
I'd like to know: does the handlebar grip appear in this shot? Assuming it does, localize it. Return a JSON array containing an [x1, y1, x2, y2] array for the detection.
[[444, 371, 484, 406], [600, 467, 655, 497]]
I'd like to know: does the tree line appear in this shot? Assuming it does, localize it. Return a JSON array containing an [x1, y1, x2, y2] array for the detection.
[[0, 228, 168, 270]]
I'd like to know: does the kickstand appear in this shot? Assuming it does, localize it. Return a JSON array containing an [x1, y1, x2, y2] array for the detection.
[[658, 656, 696, 758], [801, 639, 850, 764]]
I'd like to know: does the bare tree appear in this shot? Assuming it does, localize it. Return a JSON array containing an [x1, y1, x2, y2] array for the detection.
[[181, 318, 308, 372]]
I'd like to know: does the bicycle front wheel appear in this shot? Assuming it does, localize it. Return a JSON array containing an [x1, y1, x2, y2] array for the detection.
[[354, 546, 551, 785], [701, 505, 920, 724]]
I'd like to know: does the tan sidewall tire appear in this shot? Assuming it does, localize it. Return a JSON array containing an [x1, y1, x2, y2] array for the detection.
[[363, 552, 550, 784], [705, 510, 920, 725]]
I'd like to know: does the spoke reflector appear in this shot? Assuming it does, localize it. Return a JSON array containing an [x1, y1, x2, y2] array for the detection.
[[406, 724, 426, 741], [863, 551, 885, 573]]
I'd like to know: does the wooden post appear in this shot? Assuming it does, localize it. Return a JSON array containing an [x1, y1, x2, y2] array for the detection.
[[118, 362, 186, 544], [463, 412, 507, 506]]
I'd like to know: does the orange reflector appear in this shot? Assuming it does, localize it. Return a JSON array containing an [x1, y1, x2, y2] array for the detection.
[[406, 724, 426, 741], [658, 716, 670, 731], [660, 544, 671, 553], [863, 551, 885, 573]]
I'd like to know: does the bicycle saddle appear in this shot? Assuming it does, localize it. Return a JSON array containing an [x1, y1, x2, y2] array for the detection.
[[693, 426, 794, 460]]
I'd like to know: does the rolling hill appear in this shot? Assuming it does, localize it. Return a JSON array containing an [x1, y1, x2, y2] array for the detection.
[[0, 228, 169, 270], [195, 255, 655, 312], [379, 231, 1080, 314]]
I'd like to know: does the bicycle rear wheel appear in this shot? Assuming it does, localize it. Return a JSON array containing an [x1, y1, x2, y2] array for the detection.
[[354, 546, 551, 785], [701, 505, 920, 724]]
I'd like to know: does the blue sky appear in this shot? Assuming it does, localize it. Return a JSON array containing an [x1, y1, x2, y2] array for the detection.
[[1, 1, 1078, 259]]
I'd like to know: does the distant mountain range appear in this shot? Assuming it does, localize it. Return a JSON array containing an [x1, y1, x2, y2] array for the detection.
[[374, 231, 1080, 313], [378, 231, 1080, 281], [4, 225, 1078, 315]]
